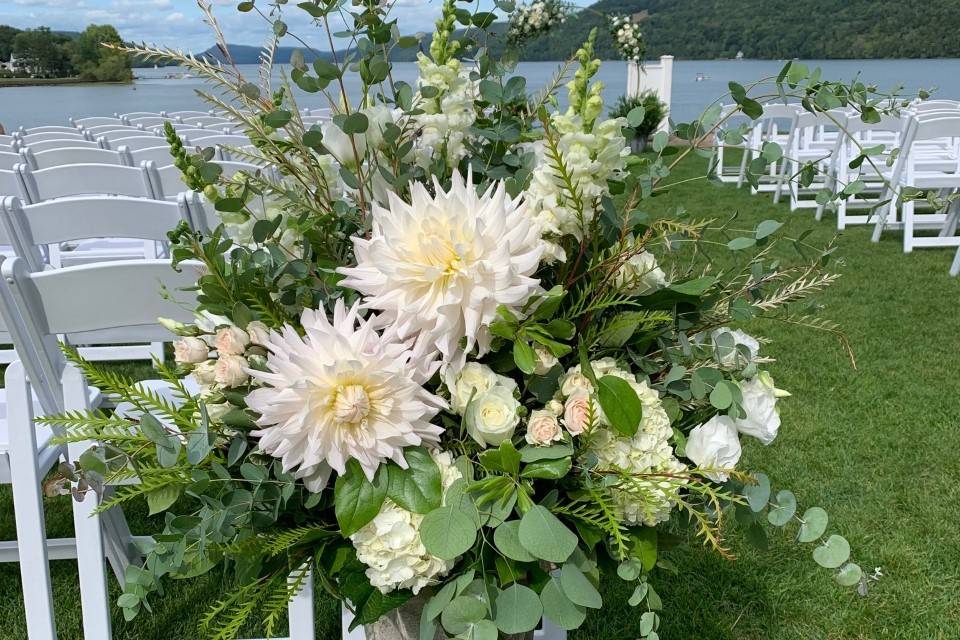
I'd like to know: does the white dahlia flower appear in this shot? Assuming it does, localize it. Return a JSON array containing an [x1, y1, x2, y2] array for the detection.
[[246, 300, 446, 492], [351, 451, 462, 594], [338, 171, 543, 361]]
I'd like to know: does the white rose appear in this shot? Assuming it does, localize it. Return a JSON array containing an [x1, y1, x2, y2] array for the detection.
[[465, 385, 520, 447], [245, 321, 271, 347], [215, 326, 250, 356], [446, 362, 499, 415], [533, 344, 559, 375], [563, 390, 597, 436], [214, 354, 250, 387], [615, 250, 668, 295], [734, 371, 789, 445], [204, 401, 231, 422], [685, 415, 742, 482], [174, 337, 209, 364], [192, 360, 218, 386], [525, 409, 563, 446], [709, 327, 760, 367]]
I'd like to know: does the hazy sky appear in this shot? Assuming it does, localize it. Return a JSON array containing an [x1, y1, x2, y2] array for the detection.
[[1, 0, 593, 53]]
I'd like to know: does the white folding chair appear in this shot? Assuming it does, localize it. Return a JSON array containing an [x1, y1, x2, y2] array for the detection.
[[180, 115, 232, 128], [746, 103, 798, 195], [69, 116, 124, 128], [0, 194, 189, 269], [0, 168, 28, 200], [103, 135, 165, 152], [16, 125, 81, 137], [0, 151, 20, 171], [166, 110, 213, 119], [19, 138, 104, 154], [16, 162, 155, 204], [871, 114, 960, 251], [126, 116, 178, 129], [185, 134, 256, 161], [116, 111, 162, 120], [0, 134, 19, 147], [774, 109, 847, 211], [19, 147, 133, 170], [86, 126, 149, 142], [16, 131, 91, 146], [122, 145, 176, 166]]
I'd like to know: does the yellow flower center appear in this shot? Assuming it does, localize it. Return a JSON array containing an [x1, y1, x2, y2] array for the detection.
[[332, 384, 371, 425]]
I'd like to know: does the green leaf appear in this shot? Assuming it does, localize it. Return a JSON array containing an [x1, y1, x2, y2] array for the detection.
[[767, 489, 797, 526], [540, 576, 586, 630], [743, 473, 770, 512], [727, 236, 757, 251], [440, 596, 485, 636], [420, 506, 477, 560], [513, 340, 536, 374], [341, 112, 369, 135], [334, 461, 388, 537], [669, 276, 715, 296], [493, 521, 536, 562], [186, 428, 215, 465], [631, 527, 658, 572], [813, 534, 850, 569], [518, 505, 577, 563], [755, 219, 783, 239], [302, 129, 324, 149], [617, 558, 642, 581], [146, 485, 181, 515], [520, 457, 571, 480], [495, 584, 542, 633], [836, 562, 863, 587], [386, 447, 441, 514], [560, 563, 602, 609], [709, 380, 734, 410], [651, 131, 668, 153], [797, 507, 829, 543], [627, 106, 646, 128], [264, 110, 292, 129], [519, 442, 573, 463], [597, 375, 643, 437]]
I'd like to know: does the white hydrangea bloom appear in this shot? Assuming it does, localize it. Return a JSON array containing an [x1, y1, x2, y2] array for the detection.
[[351, 451, 462, 594], [575, 361, 684, 526]]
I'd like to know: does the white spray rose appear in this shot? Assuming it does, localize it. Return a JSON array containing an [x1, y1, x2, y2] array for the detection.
[[533, 344, 559, 375], [174, 337, 209, 364], [559, 369, 594, 397], [215, 326, 250, 356], [465, 385, 521, 447], [615, 250, 668, 295], [214, 354, 250, 387], [525, 409, 563, 446], [734, 371, 789, 445], [545, 399, 564, 417], [685, 415, 742, 482], [563, 389, 598, 436], [192, 360, 218, 386], [245, 321, 271, 347]]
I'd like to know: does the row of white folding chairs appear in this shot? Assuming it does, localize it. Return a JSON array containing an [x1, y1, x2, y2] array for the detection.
[[0, 254, 317, 640]]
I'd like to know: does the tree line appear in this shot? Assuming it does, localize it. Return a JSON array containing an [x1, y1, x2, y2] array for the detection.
[[0, 24, 132, 81]]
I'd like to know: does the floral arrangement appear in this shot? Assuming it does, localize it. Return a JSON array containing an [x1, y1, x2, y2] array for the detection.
[[609, 14, 645, 64], [507, 0, 570, 46], [46, 2, 908, 638]]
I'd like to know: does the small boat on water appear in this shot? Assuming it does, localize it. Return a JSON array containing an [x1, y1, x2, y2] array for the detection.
[[696, 72, 710, 82]]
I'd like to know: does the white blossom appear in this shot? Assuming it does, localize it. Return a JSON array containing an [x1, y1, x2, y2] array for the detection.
[[685, 415, 742, 482]]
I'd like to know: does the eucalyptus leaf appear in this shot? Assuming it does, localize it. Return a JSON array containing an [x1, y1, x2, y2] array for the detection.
[[767, 489, 797, 526], [493, 521, 536, 562], [797, 506, 829, 542], [836, 562, 863, 587], [743, 473, 771, 512], [812, 534, 850, 569], [494, 584, 542, 633], [540, 576, 586, 630], [559, 563, 602, 609], [420, 506, 477, 560], [518, 505, 577, 563]]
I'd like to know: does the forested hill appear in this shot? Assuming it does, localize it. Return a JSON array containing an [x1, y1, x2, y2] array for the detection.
[[393, 0, 960, 61], [533, 0, 960, 60]]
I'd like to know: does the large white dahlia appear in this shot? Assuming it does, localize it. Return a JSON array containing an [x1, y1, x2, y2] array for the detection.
[[338, 171, 543, 360], [246, 300, 446, 491]]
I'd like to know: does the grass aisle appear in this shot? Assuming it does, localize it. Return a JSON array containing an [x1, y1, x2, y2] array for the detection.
[[2, 155, 958, 639]]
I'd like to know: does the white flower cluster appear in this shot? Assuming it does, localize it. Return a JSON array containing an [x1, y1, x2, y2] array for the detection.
[[412, 53, 479, 167], [351, 451, 462, 594], [613, 244, 669, 295], [526, 112, 629, 257], [685, 331, 791, 482], [558, 358, 685, 526], [609, 15, 645, 64], [507, 0, 568, 45], [445, 362, 522, 447]]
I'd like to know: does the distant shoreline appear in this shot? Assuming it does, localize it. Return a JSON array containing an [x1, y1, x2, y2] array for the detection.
[[0, 77, 133, 88]]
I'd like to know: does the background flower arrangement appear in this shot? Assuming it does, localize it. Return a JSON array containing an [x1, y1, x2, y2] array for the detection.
[[40, 0, 912, 637], [609, 14, 645, 65]]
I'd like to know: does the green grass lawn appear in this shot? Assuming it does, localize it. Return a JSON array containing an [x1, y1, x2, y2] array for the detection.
[[2, 155, 959, 639]]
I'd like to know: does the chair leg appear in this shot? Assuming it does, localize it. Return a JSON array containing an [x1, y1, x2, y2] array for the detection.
[[342, 602, 366, 640], [288, 566, 315, 640], [535, 619, 568, 639], [871, 201, 890, 243], [951, 246, 960, 276], [62, 363, 112, 639], [903, 199, 915, 253], [6, 361, 58, 640]]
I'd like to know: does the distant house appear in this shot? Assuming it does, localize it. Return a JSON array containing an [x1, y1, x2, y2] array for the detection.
[[0, 54, 30, 73]]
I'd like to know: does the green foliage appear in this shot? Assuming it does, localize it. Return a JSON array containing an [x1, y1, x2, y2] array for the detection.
[[610, 91, 668, 139]]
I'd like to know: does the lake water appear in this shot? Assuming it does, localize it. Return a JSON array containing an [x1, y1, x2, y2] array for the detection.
[[1, 59, 957, 129]]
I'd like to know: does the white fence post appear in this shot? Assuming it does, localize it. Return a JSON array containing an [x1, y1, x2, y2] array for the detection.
[[626, 55, 674, 133]]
